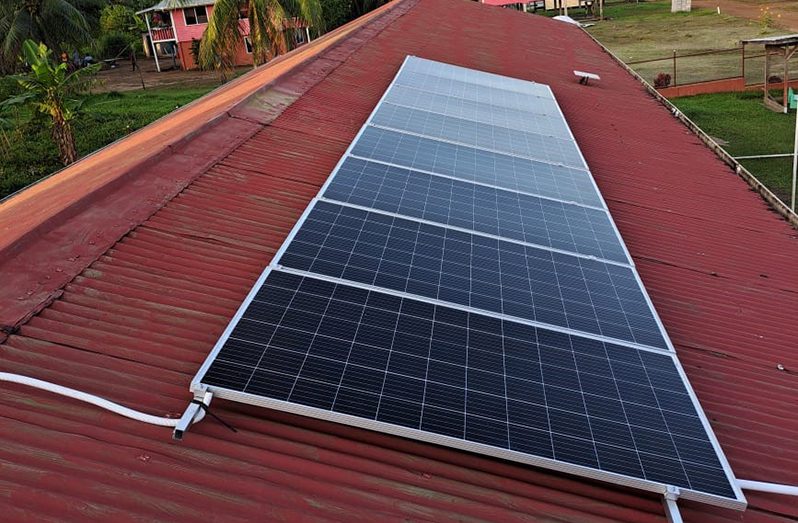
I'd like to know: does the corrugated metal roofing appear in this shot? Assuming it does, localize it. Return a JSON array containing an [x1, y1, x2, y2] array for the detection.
[[1, 0, 797, 521]]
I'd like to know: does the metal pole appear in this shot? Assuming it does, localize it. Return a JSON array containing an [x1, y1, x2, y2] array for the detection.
[[792, 103, 797, 211], [144, 13, 161, 73]]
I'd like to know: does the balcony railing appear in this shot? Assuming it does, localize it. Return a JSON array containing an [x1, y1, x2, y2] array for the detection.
[[151, 26, 175, 42]]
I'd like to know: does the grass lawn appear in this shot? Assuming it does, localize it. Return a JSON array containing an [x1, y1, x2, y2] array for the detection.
[[0, 85, 215, 199], [672, 90, 796, 203], [586, 0, 781, 85]]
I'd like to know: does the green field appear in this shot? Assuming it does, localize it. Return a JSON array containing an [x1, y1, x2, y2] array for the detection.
[[586, 1, 781, 86], [672, 91, 796, 203], [0, 86, 214, 199]]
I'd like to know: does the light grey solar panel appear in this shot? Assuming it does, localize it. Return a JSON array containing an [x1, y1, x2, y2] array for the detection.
[[350, 127, 603, 208], [385, 84, 570, 138], [396, 70, 553, 111], [403, 55, 553, 98], [190, 56, 746, 512], [372, 103, 586, 169]]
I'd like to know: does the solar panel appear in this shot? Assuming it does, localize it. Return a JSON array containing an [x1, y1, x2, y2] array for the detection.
[[278, 201, 665, 349], [323, 156, 629, 263], [200, 269, 737, 501], [191, 56, 745, 510], [384, 84, 570, 138], [371, 103, 585, 168], [351, 127, 602, 207]]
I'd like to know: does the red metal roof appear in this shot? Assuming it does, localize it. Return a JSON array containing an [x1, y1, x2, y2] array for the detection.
[[1, 0, 797, 521]]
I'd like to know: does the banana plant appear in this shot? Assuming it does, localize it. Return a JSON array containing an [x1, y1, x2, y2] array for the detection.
[[1, 40, 100, 165]]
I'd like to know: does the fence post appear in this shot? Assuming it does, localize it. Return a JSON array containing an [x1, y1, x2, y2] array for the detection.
[[672, 50, 677, 85], [741, 43, 746, 83]]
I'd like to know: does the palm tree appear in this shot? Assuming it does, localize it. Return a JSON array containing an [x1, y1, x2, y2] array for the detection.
[[199, 0, 323, 81], [2, 40, 100, 165], [0, 0, 101, 73]]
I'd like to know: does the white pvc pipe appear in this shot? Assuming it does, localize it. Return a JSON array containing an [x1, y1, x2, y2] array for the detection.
[[0, 372, 204, 427], [738, 479, 798, 496]]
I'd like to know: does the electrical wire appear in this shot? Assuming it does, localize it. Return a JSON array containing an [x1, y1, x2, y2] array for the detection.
[[0, 372, 205, 427], [737, 479, 798, 496]]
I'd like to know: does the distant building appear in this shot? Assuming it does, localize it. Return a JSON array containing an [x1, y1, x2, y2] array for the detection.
[[137, 0, 310, 71]]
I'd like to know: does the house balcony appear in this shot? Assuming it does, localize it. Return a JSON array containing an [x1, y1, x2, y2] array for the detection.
[[151, 26, 175, 42]]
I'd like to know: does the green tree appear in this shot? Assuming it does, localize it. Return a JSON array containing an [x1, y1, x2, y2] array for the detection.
[[199, 0, 324, 81], [320, 0, 352, 31], [0, 0, 103, 72], [100, 4, 144, 36], [2, 40, 100, 165], [350, 0, 386, 18]]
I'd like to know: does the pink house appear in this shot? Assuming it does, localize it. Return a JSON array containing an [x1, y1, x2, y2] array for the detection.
[[138, 0, 311, 71]]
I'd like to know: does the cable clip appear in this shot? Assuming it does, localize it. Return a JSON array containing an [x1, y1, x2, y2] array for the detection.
[[190, 399, 238, 433]]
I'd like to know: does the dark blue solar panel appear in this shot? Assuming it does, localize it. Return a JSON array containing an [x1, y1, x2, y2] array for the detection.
[[324, 157, 629, 263], [371, 103, 585, 169], [200, 270, 736, 499], [351, 127, 602, 207], [277, 201, 666, 349]]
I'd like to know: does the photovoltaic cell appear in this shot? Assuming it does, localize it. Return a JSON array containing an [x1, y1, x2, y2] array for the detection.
[[351, 127, 602, 207], [194, 56, 743, 509], [200, 270, 736, 500], [395, 70, 555, 110], [278, 201, 666, 349], [384, 84, 570, 138], [372, 103, 585, 169], [400, 56, 553, 98], [324, 157, 629, 263]]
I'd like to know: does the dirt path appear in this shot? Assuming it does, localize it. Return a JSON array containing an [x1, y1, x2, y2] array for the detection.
[[93, 57, 249, 92], [692, 0, 798, 32]]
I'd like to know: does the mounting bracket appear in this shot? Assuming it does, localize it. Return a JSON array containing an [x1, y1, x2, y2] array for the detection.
[[173, 386, 212, 441], [662, 486, 683, 523]]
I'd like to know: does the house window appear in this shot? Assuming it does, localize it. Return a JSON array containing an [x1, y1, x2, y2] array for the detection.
[[244, 36, 253, 54], [184, 6, 208, 25]]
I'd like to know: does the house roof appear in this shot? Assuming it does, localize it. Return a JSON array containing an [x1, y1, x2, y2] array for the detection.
[[1, 0, 797, 521], [138, 0, 215, 14]]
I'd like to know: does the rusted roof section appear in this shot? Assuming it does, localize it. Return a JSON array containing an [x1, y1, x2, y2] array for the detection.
[[0, 0, 410, 333], [1, 0, 797, 521]]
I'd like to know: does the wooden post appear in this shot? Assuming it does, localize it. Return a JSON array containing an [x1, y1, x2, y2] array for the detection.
[[672, 50, 677, 85], [764, 47, 770, 100], [741, 43, 746, 82]]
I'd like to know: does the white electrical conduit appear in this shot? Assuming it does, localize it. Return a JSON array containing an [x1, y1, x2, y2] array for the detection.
[[737, 480, 798, 496], [0, 372, 206, 427]]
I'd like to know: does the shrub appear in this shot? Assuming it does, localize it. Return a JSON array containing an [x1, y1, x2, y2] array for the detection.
[[0, 75, 20, 101], [653, 72, 672, 88]]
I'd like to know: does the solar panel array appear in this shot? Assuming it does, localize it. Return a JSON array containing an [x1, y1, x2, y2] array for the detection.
[[193, 57, 744, 510]]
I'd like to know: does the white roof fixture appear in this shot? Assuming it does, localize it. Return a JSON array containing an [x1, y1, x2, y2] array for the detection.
[[552, 15, 581, 26], [574, 70, 601, 85]]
